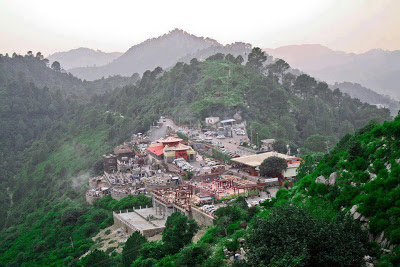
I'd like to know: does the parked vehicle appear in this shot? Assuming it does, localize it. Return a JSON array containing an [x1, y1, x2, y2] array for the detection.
[[251, 201, 259, 207], [173, 158, 185, 165]]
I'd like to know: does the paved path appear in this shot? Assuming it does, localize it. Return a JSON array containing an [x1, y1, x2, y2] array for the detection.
[[149, 118, 177, 141]]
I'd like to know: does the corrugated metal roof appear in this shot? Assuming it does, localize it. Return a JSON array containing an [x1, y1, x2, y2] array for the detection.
[[220, 119, 236, 124]]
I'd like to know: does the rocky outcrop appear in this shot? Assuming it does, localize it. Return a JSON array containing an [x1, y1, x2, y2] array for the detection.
[[233, 112, 243, 122], [328, 172, 337, 186], [315, 172, 338, 186], [315, 175, 327, 185]]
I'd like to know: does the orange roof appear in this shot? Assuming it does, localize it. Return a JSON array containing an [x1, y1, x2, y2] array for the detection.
[[147, 145, 164, 156]]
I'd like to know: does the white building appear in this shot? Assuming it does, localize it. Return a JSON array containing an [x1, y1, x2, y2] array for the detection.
[[205, 117, 220, 125]]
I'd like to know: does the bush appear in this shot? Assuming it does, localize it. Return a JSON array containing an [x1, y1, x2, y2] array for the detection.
[[60, 207, 83, 225], [244, 204, 368, 266], [390, 229, 400, 244]]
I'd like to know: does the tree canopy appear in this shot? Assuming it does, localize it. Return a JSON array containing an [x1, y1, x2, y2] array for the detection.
[[259, 156, 288, 177], [246, 47, 267, 72], [244, 204, 368, 267], [122, 231, 147, 266], [162, 212, 199, 255]]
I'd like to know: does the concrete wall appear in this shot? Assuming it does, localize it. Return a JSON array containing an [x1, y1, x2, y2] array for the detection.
[[191, 207, 214, 227], [142, 227, 165, 237], [113, 211, 165, 237], [113, 212, 139, 235]]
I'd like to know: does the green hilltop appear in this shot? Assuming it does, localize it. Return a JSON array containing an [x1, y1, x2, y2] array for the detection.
[[0, 52, 396, 266], [102, 55, 390, 153]]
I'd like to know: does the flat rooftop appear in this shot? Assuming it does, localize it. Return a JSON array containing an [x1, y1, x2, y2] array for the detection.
[[231, 152, 295, 167], [119, 208, 166, 230]]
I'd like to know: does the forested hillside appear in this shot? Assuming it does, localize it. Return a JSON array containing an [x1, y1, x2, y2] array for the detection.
[[99, 55, 391, 154], [332, 82, 400, 115], [47, 48, 122, 70], [264, 45, 400, 100], [69, 29, 221, 80], [272, 116, 400, 265], [0, 53, 139, 100], [0, 50, 394, 266], [0, 61, 141, 265]]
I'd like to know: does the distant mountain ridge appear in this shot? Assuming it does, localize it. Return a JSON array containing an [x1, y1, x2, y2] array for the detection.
[[68, 29, 221, 80], [0, 54, 139, 100], [264, 44, 400, 100], [331, 82, 400, 116], [47, 48, 122, 70], [68, 29, 253, 81], [178, 42, 252, 63]]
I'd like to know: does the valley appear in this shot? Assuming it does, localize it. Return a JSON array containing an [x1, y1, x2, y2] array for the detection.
[[0, 28, 399, 266]]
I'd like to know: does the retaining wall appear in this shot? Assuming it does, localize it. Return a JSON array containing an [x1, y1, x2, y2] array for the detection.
[[190, 207, 214, 227]]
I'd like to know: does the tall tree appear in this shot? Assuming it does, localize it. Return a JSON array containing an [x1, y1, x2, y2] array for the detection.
[[259, 156, 288, 177], [293, 74, 317, 99], [225, 53, 236, 63], [80, 249, 111, 267], [246, 47, 267, 72], [51, 61, 61, 72], [234, 55, 244, 65], [244, 205, 368, 267], [282, 72, 296, 91], [122, 231, 147, 266], [268, 58, 290, 82], [162, 212, 199, 255]]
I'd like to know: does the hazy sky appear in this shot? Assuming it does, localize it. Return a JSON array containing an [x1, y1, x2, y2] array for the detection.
[[0, 0, 399, 56]]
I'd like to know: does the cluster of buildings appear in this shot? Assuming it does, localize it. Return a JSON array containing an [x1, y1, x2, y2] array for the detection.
[[86, 116, 304, 238], [146, 136, 196, 164]]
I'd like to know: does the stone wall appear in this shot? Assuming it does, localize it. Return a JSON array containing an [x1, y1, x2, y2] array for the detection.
[[191, 207, 214, 227], [113, 211, 139, 235], [142, 227, 165, 237]]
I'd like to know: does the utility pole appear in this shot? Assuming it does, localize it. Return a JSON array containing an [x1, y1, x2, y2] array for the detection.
[[227, 69, 231, 92], [250, 127, 253, 145], [256, 133, 259, 150]]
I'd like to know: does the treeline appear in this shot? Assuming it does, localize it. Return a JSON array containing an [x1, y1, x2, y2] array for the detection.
[[96, 49, 391, 155], [0, 52, 140, 100], [0, 49, 394, 266]]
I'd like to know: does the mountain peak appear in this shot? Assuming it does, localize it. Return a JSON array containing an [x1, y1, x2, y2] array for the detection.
[[169, 28, 186, 35]]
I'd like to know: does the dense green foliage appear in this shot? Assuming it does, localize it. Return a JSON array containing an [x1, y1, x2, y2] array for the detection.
[[122, 231, 147, 266], [162, 212, 199, 255], [244, 204, 368, 266], [0, 56, 144, 266], [0, 51, 395, 266], [259, 156, 288, 177], [97, 53, 390, 154], [212, 148, 232, 163], [176, 131, 189, 141], [284, 116, 400, 265], [0, 195, 150, 266], [0, 52, 139, 100]]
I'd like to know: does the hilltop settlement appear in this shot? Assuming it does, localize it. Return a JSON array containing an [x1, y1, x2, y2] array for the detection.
[[86, 116, 301, 239]]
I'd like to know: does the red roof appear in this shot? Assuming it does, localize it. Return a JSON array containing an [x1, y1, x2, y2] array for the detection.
[[147, 145, 164, 156]]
